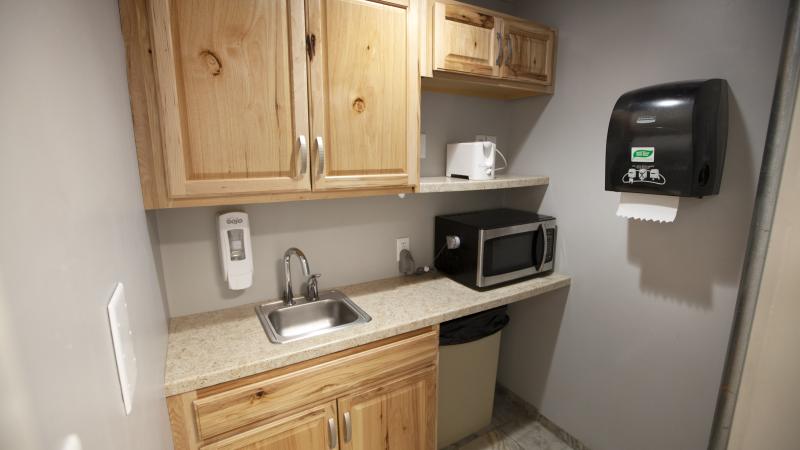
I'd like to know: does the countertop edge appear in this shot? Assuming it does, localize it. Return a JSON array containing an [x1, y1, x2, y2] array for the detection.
[[164, 274, 570, 396], [418, 175, 550, 193]]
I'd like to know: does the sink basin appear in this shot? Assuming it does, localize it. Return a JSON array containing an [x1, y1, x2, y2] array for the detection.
[[256, 290, 372, 344]]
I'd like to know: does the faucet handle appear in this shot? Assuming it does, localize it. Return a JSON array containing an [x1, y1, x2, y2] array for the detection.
[[306, 273, 322, 301]]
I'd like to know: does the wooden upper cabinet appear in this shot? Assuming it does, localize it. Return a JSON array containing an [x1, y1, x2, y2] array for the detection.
[[501, 18, 555, 85], [123, 0, 420, 208], [148, 0, 311, 198], [432, 2, 502, 77], [337, 368, 437, 450], [200, 401, 338, 450], [423, 0, 557, 99], [306, 0, 419, 191]]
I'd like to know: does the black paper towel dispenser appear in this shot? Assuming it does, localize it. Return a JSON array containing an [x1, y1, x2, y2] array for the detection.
[[605, 79, 729, 197]]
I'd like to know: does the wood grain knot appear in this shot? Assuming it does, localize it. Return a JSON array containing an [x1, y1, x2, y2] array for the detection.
[[200, 50, 222, 76], [253, 390, 266, 399], [352, 97, 366, 113]]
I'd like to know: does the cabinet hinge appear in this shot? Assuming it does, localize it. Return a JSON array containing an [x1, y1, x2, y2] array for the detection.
[[305, 34, 316, 61]]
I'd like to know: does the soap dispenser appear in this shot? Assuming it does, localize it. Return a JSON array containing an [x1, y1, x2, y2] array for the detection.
[[218, 211, 253, 290]]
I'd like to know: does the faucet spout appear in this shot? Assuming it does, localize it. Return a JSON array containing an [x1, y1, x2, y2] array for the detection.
[[283, 248, 311, 305]]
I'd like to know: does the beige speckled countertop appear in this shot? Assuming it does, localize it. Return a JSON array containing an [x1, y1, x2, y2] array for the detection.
[[164, 272, 570, 396], [418, 175, 549, 193]]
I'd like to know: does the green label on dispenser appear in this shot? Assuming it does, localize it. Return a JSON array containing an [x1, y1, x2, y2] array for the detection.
[[631, 147, 655, 162]]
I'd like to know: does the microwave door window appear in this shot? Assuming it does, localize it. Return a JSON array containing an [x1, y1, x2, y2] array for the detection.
[[483, 232, 536, 276]]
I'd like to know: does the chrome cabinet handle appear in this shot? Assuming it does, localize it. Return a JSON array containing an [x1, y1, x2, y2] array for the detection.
[[505, 35, 512, 65], [344, 411, 352, 443], [316, 136, 325, 177], [295, 135, 308, 179], [328, 417, 337, 449], [495, 31, 503, 66]]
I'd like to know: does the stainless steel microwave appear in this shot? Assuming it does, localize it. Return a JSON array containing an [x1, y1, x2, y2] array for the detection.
[[434, 209, 556, 290]]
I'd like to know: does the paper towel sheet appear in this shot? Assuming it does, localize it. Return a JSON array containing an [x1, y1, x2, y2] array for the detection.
[[616, 192, 679, 222]]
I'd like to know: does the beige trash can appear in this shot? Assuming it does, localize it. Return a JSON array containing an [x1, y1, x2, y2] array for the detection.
[[437, 328, 504, 448]]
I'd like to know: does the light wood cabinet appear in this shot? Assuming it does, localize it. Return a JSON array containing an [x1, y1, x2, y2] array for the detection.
[[421, 0, 557, 99], [149, 0, 311, 199], [166, 327, 438, 450], [501, 18, 555, 86], [120, 0, 419, 208], [308, 0, 419, 191], [338, 367, 437, 450], [200, 402, 338, 450], [432, 2, 502, 77]]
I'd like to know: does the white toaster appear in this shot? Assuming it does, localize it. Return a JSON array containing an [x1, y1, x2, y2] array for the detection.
[[446, 141, 497, 181]]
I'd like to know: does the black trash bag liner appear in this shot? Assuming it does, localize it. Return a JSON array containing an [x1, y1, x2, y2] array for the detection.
[[439, 306, 510, 346]]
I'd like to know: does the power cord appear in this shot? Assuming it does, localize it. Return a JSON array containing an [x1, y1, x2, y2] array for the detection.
[[494, 147, 508, 172]]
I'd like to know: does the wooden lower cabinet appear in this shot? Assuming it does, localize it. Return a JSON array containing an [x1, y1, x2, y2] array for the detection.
[[200, 402, 339, 450], [338, 368, 437, 450], [167, 327, 439, 450]]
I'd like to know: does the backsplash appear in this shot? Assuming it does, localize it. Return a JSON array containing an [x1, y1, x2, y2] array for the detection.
[[155, 92, 520, 317], [156, 191, 504, 316]]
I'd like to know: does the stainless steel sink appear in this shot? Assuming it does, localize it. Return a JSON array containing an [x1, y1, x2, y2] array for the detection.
[[256, 290, 371, 344]]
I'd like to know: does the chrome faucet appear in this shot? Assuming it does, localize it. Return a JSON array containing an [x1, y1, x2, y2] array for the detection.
[[283, 248, 321, 305]]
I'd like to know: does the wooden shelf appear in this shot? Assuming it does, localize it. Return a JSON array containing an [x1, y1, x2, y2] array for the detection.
[[417, 175, 549, 193]]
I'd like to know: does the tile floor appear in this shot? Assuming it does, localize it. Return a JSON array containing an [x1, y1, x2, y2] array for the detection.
[[442, 388, 576, 450]]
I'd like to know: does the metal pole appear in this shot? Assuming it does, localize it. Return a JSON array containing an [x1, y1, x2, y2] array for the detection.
[[708, 1, 800, 448]]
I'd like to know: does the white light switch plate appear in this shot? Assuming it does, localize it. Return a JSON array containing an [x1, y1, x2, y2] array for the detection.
[[60, 434, 83, 450], [108, 283, 137, 415]]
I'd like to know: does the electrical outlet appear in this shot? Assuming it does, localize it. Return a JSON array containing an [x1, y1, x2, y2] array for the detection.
[[60, 434, 83, 450], [396, 237, 410, 261], [475, 135, 497, 143]]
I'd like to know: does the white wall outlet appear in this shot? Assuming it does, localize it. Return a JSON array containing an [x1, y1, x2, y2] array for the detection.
[[60, 434, 83, 450], [475, 135, 497, 143], [420, 133, 427, 159], [108, 283, 137, 415], [396, 237, 410, 261]]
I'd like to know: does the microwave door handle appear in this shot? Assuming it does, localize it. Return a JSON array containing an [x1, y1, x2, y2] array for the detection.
[[535, 225, 547, 271]]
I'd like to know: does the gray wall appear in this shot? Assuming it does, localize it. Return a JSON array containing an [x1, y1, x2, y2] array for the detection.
[[496, 1, 788, 450], [0, 1, 173, 449], [157, 92, 517, 316], [153, 0, 518, 317], [157, 190, 503, 316]]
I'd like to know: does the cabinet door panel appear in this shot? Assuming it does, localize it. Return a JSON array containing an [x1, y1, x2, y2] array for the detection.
[[200, 402, 337, 450], [501, 19, 555, 85], [433, 2, 501, 77], [338, 368, 437, 450], [150, 0, 310, 197], [307, 0, 417, 190]]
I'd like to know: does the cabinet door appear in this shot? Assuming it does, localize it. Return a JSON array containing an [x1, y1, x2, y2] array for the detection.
[[200, 401, 338, 450], [500, 18, 555, 85], [337, 367, 437, 450], [149, 0, 311, 198], [433, 1, 502, 77], [306, 0, 419, 191]]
